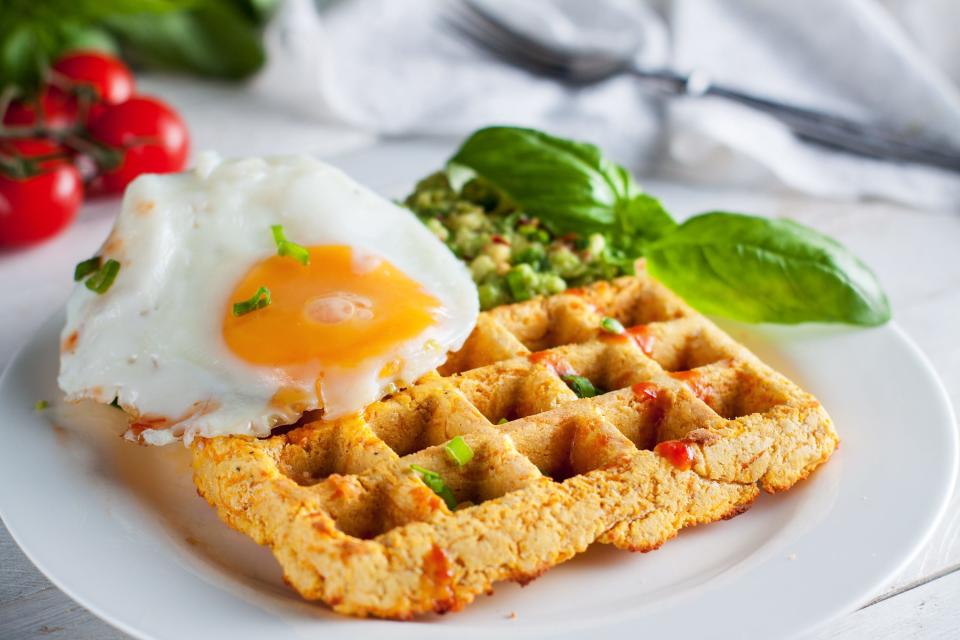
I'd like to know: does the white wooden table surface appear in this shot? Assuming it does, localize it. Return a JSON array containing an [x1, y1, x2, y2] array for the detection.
[[1, 76, 957, 639]]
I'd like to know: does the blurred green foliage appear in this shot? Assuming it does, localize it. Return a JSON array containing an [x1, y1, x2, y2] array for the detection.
[[0, 0, 279, 93]]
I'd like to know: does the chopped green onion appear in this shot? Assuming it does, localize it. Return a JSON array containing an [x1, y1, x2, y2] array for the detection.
[[232, 286, 272, 317], [271, 224, 288, 246], [562, 374, 599, 398], [280, 242, 310, 265], [410, 464, 457, 509], [271, 224, 310, 265], [444, 436, 474, 466], [74, 257, 101, 281], [34, 400, 49, 411], [497, 417, 509, 425], [84, 259, 120, 294], [600, 317, 625, 334]]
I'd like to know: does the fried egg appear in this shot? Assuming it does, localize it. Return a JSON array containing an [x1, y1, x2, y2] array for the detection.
[[57, 154, 478, 445]]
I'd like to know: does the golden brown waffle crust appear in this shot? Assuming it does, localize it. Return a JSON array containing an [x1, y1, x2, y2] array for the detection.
[[192, 262, 839, 619]]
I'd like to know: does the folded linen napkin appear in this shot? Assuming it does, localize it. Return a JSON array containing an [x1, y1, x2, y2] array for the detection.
[[255, 0, 960, 210]]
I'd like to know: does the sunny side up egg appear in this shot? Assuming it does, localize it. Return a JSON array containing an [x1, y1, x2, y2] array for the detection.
[[57, 154, 479, 445]]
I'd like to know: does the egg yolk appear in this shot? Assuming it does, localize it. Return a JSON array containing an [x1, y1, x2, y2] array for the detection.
[[223, 245, 441, 368]]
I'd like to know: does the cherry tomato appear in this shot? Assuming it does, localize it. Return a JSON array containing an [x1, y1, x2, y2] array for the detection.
[[0, 139, 83, 247], [52, 50, 135, 106], [87, 96, 189, 195], [2, 87, 77, 130]]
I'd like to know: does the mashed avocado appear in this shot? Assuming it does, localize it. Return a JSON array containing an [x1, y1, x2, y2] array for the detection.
[[406, 172, 633, 309]]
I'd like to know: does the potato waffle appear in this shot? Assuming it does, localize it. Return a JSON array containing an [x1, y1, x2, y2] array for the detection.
[[191, 261, 838, 618]]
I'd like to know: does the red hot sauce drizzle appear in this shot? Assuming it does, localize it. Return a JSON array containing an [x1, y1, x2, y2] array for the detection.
[[631, 381, 660, 402], [528, 351, 576, 377], [422, 544, 456, 611], [631, 381, 665, 431], [599, 332, 630, 346], [669, 369, 714, 405], [654, 439, 696, 471], [625, 324, 656, 356]]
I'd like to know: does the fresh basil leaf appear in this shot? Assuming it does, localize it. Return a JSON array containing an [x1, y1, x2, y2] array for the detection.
[[0, 0, 191, 25], [614, 192, 676, 255], [229, 0, 281, 25], [0, 23, 49, 92], [56, 23, 119, 56], [645, 212, 891, 326], [450, 127, 675, 245], [0, 0, 187, 89], [0, 21, 118, 92], [451, 126, 623, 230], [105, 0, 264, 79]]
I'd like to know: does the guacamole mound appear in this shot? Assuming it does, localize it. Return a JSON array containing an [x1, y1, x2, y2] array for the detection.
[[405, 172, 633, 309]]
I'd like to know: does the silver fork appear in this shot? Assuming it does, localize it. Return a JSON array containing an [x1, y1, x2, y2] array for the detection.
[[444, 1, 960, 173]]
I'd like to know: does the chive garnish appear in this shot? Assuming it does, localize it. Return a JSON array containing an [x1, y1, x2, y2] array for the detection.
[[271, 224, 310, 265], [74, 255, 120, 295], [84, 259, 121, 294], [232, 286, 271, 317], [444, 436, 474, 466], [600, 317, 625, 334], [410, 464, 457, 509], [34, 400, 49, 411], [562, 374, 599, 398], [74, 257, 101, 281]]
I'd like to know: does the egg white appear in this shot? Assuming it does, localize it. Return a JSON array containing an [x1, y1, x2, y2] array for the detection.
[[58, 154, 478, 445]]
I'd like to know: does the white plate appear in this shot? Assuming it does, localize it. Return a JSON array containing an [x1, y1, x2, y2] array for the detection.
[[0, 142, 956, 640]]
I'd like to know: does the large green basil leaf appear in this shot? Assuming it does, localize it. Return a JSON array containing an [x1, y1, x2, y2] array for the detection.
[[0, 0, 189, 90], [106, 0, 264, 79], [0, 23, 49, 92], [450, 126, 676, 246], [645, 212, 891, 325]]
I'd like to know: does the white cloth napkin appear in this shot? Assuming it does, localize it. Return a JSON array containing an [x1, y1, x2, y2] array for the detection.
[[255, 0, 960, 211]]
